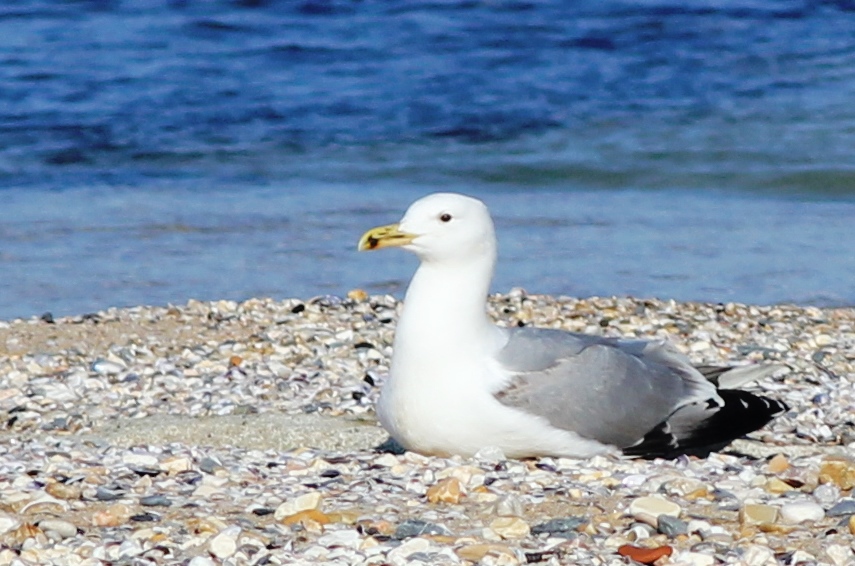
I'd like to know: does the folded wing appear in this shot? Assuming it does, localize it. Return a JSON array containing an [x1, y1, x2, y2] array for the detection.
[[494, 327, 787, 458]]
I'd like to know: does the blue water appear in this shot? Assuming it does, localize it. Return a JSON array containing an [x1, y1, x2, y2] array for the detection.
[[2, 1, 854, 319]]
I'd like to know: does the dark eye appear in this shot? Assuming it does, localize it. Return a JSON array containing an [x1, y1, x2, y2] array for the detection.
[[440, 213, 452, 223]]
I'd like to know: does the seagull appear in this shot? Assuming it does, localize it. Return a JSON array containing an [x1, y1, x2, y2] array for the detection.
[[358, 192, 788, 459]]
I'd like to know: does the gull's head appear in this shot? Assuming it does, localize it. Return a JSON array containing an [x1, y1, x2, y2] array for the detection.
[[358, 193, 496, 264]]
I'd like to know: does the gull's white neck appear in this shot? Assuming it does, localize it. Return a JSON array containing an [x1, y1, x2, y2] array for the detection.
[[395, 255, 498, 356]]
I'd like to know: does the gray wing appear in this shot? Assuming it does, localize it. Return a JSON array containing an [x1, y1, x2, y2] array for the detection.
[[494, 327, 719, 449], [695, 363, 786, 389]]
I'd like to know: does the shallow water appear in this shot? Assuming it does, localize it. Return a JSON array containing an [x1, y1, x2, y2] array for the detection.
[[1, 1, 854, 319], [3, 183, 852, 320]]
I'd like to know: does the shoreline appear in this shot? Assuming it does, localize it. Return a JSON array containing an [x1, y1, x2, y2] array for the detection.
[[0, 294, 853, 564]]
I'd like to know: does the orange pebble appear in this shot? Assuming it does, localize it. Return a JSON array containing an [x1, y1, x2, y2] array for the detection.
[[617, 544, 673, 564], [426, 477, 463, 504]]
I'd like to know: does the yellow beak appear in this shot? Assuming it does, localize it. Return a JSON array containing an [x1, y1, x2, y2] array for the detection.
[[357, 223, 417, 251]]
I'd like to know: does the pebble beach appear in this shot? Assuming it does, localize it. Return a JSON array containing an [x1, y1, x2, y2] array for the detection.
[[0, 292, 853, 566]]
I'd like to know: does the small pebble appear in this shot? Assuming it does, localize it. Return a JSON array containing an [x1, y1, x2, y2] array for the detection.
[[279, 509, 330, 528], [0, 516, 18, 536], [198, 457, 221, 474], [139, 495, 172, 507], [657, 515, 688, 537], [347, 289, 369, 302], [765, 477, 794, 494], [741, 545, 776, 566], [530, 517, 586, 538], [629, 496, 681, 524], [686, 519, 711, 535], [779, 501, 825, 524], [386, 537, 432, 563], [37, 519, 77, 539], [316, 529, 362, 549], [627, 523, 654, 541], [473, 445, 507, 462], [160, 456, 193, 474], [741, 504, 778, 525], [819, 458, 855, 490], [824, 544, 853, 566], [767, 454, 789, 474], [489, 516, 530, 539], [674, 551, 716, 566], [92, 504, 131, 527], [826, 499, 855, 517], [118, 539, 143, 559], [490, 495, 523, 517], [45, 482, 81, 500], [426, 477, 462, 504], [209, 526, 241, 559], [617, 544, 673, 564], [788, 550, 818, 563], [274, 491, 323, 520], [123, 453, 159, 468], [393, 519, 450, 539], [91, 359, 125, 375], [812, 482, 840, 505], [457, 543, 518, 563], [94, 487, 125, 501]]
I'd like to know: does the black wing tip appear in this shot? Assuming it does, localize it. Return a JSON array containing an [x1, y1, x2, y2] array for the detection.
[[623, 390, 788, 460]]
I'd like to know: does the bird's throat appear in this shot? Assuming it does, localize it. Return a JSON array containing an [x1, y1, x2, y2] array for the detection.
[[396, 260, 496, 350]]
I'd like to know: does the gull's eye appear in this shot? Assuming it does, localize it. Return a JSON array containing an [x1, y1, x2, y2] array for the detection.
[[439, 213, 452, 223]]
